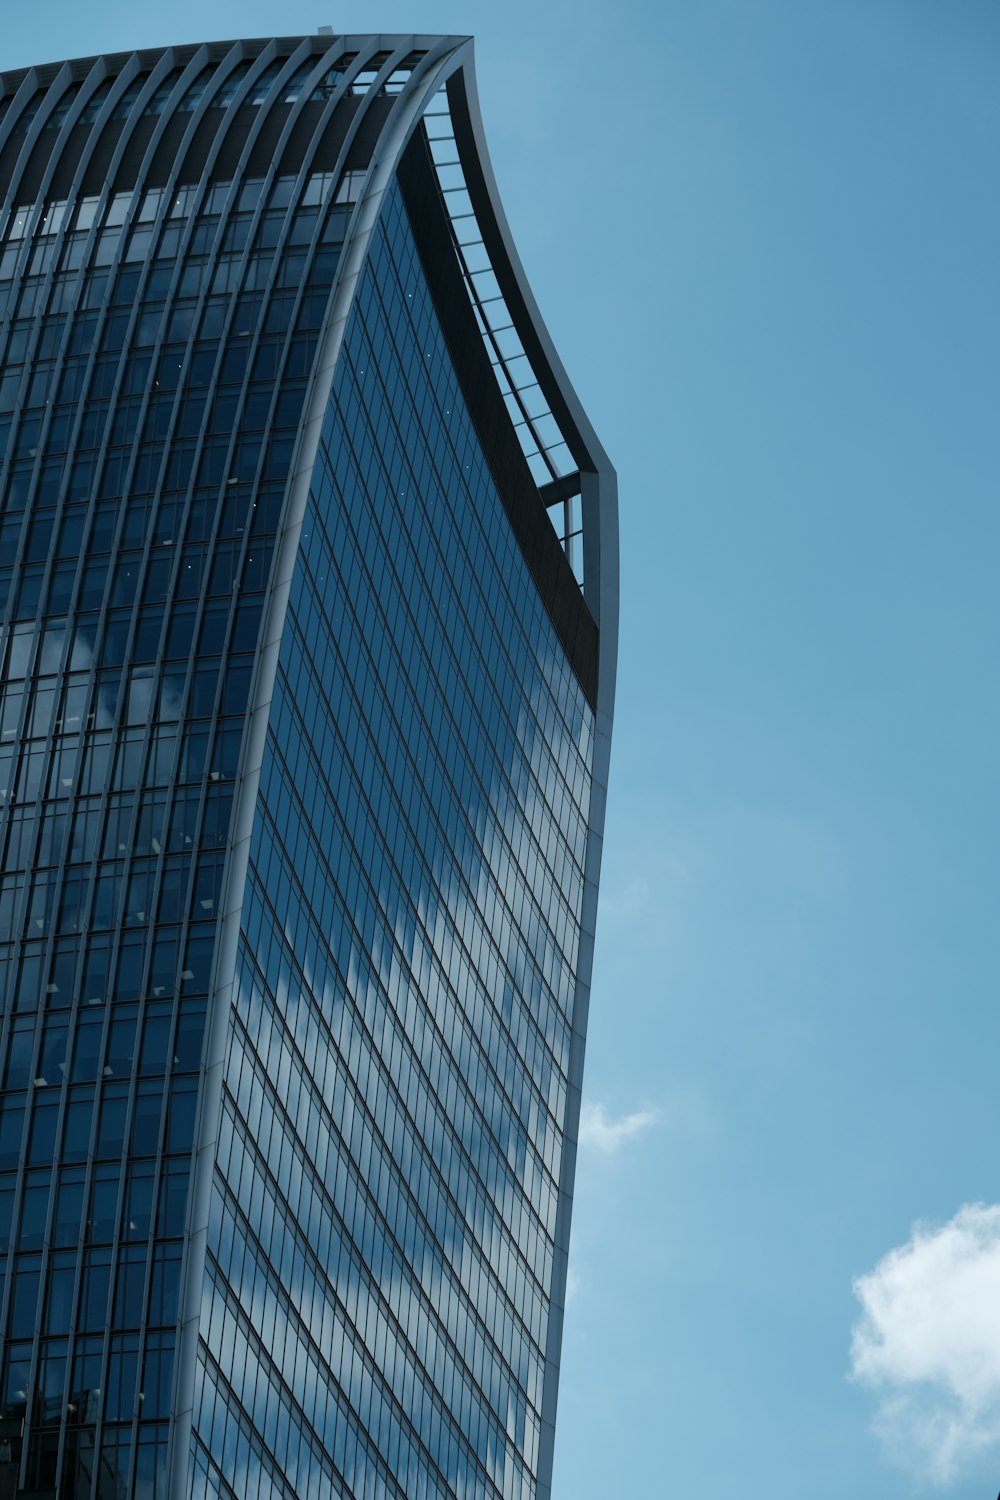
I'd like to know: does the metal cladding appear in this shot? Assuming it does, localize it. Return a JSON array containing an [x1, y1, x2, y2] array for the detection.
[[0, 34, 617, 1500]]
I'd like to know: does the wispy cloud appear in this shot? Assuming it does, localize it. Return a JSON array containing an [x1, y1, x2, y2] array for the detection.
[[578, 1101, 659, 1156], [599, 855, 691, 929], [600, 874, 652, 925], [850, 1203, 1000, 1486]]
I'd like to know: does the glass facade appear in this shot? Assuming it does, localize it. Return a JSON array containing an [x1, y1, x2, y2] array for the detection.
[[0, 34, 615, 1500]]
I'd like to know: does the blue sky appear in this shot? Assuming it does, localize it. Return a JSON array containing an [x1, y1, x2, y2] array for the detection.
[[5, 3, 1000, 1495]]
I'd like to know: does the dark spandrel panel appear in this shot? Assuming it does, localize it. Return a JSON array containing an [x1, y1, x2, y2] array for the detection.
[[0, 134, 350, 1494], [199, 178, 595, 1497]]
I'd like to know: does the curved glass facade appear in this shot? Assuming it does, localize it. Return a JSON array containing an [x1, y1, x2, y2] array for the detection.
[[0, 33, 615, 1500]]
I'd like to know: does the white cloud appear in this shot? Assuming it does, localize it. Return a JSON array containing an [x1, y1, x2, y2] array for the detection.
[[850, 1202, 1000, 1486], [578, 1101, 659, 1156]]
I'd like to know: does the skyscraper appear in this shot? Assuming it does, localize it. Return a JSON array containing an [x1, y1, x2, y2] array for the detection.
[[0, 32, 617, 1500]]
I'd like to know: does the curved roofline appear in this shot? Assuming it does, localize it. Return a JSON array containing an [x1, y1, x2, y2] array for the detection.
[[0, 35, 473, 99], [445, 52, 619, 650]]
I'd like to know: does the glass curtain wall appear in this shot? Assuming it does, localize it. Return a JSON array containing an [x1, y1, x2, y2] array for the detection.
[[0, 78, 348, 1495], [190, 179, 594, 1500]]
